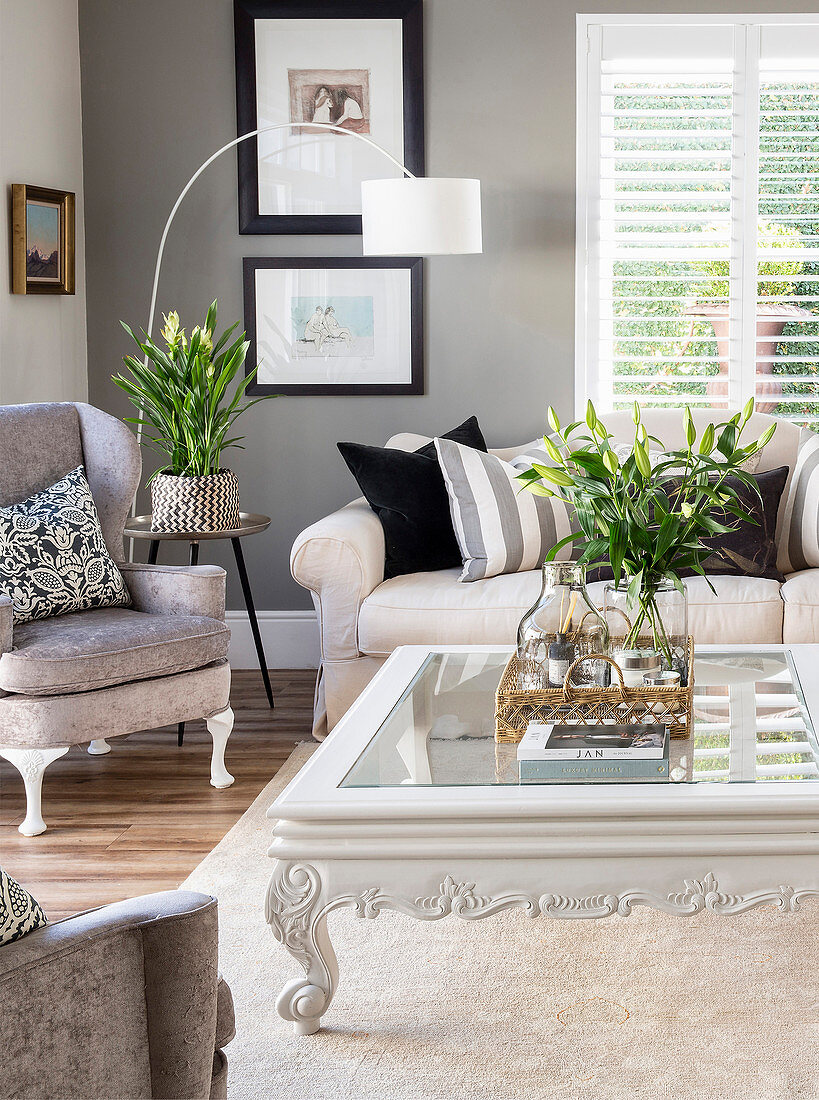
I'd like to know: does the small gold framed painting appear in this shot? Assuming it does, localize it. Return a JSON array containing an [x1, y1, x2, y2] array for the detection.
[[11, 184, 75, 295]]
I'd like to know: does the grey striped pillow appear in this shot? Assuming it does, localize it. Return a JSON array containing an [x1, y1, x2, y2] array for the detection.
[[778, 428, 819, 574], [434, 438, 577, 582]]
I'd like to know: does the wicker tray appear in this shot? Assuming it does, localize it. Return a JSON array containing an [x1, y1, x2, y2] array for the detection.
[[495, 639, 695, 743]]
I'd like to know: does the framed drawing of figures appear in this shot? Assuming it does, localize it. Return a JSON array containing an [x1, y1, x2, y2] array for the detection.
[[234, 0, 424, 234], [244, 257, 422, 395], [11, 184, 75, 295]]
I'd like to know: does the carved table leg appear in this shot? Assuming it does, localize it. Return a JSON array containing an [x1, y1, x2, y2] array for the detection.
[[206, 707, 235, 788], [266, 863, 339, 1035], [0, 745, 70, 836]]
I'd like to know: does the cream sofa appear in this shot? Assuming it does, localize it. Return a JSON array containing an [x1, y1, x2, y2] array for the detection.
[[292, 409, 814, 738]]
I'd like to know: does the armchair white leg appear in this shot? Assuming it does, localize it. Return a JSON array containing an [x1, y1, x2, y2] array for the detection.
[[0, 745, 70, 836], [206, 707, 235, 789], [87, 739, 111, 755]]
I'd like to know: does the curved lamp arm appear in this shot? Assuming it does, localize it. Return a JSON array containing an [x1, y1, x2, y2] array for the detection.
[[128, 123, 480, 549], [128, 123, 418, 546], [145, 121, 415, 346]]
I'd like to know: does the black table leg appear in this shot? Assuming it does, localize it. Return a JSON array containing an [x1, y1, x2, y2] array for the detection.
[[231, 537, 274, 709], [177, 543, 200, 747]]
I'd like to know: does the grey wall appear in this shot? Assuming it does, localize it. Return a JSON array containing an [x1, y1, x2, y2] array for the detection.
[[78, 0, 819, 611], [1, 0, 87, 406]]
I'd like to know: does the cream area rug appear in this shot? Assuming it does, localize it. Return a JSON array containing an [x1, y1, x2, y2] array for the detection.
[[184, 745, 819, 1100]]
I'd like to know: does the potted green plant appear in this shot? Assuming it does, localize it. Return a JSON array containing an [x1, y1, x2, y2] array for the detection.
[[114, 300, 274, 533], [683, 220, 809, 412], [516, 400, 775, 676]]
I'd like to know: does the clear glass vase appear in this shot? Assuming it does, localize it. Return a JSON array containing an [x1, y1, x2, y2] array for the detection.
[[516, 563, 610, 690], [603, 578, 689, 684]]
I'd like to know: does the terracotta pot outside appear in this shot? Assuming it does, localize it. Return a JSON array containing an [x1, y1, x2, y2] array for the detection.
[[684, 303, 812, 414]]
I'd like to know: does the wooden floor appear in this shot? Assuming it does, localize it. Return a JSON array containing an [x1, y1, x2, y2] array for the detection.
[[0, 670, 315, 919]]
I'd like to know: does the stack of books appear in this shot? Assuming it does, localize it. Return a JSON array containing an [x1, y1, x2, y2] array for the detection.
[[517, 722, 670, 783]]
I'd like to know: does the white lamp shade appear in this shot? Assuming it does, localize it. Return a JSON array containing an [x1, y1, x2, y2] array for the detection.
[[361, 177, 482, 256]]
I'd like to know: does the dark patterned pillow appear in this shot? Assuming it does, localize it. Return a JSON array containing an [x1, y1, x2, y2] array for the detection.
[[0, 866, 47, 947], [587, 466, 789, 584], [0, 465, 131, 623]]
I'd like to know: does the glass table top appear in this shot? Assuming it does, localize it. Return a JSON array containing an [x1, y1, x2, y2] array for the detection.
[[341, 649, 819, 789]]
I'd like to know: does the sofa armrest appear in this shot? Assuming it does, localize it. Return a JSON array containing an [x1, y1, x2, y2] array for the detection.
[[291, 498, 385, 661], [0, 890, 226, 1100], [120, 562, 226, 621]]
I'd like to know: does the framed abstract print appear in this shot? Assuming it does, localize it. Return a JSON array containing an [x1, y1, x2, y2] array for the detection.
[[11, 184, 75, 295], [243, 257, 422, 395], [234, 0, 424, 234]]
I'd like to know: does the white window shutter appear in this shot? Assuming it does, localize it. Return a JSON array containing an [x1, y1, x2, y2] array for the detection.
[[577, 17, 819, 427]]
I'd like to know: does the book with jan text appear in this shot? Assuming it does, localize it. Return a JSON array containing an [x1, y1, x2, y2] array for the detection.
[[517, 722, 668, 761]]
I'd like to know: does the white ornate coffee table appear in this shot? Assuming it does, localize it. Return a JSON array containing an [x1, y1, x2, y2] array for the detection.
[[266, 644, 819, 1034]]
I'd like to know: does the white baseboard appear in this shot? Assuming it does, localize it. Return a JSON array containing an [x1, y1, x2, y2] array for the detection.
[[225, 610, 320, 669]]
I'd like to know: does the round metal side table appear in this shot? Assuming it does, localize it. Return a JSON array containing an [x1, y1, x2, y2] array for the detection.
[[124, 512, 274, 744]]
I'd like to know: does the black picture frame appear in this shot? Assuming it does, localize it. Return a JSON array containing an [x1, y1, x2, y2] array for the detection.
[[243, 256, 423, 395], [234, 0, 424, 234]]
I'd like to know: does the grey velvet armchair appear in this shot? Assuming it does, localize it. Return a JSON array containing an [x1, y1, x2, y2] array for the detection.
[[0, 890, 235, 1100], [0, 402, 235, 835]]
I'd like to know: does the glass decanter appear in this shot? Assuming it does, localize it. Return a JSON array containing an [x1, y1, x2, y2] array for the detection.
[[516, 562, 609, 690]]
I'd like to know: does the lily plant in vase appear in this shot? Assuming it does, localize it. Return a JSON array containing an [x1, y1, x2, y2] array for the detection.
[[114, 300, 275, 533], [516, 400, 776, 680]]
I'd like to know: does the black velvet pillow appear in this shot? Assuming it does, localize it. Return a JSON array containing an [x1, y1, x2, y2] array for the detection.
[[586, 466, 789, 584], [338, 416, 488, 578]]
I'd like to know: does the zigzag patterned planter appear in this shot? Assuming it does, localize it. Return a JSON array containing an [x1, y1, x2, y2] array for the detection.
[[151, 469, 240, 533]]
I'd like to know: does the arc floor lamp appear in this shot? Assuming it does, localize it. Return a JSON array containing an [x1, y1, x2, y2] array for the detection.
[[142, 120, 482, 352], [126, 120, 482, 744], [131, 119, 482, 515], [133, 118, 482, 501]]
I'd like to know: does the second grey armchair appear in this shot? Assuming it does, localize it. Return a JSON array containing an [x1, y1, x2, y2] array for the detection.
[[0, 402, 236, 836], [0, 889, 235, 1100]]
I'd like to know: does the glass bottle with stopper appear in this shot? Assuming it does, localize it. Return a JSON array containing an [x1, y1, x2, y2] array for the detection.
[[516, 562, 610, 690]]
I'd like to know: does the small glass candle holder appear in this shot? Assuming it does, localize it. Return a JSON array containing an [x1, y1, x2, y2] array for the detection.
[[643, 670, 681, 688], [615, 649, 660, 688]]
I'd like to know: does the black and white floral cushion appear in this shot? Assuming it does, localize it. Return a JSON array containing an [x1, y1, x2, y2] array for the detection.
[[0, 465, 131, 623], [0, 866, 47, 946]]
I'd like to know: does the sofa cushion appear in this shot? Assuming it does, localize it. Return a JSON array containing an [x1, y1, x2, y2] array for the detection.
[[780, 569, 819, 604], [0, 607, 229, 696], [435, 439, 576, 582], [0, 867, 47, 947], [0, 465, 131, 624], [779, 429, 819, 574], [781, 568, 819, 644], [358, 569, 785, 655], [587, 467, 789, 584], [338, 416, 488, 579]]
